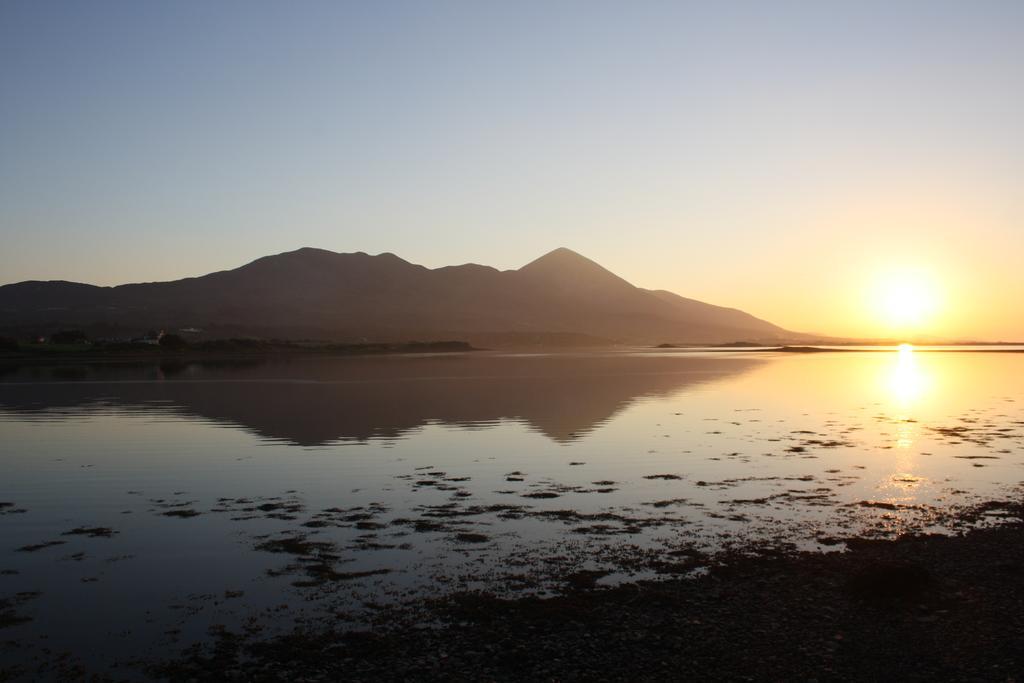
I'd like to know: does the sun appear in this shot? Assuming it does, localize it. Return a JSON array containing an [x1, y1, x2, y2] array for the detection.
[[872, 269, 940, 332]]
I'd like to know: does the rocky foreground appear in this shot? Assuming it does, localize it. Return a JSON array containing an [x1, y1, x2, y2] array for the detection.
[[151, 503, 1024, 682]]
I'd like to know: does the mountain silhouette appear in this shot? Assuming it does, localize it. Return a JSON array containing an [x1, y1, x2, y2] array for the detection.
[[0, 247, 798, 345]]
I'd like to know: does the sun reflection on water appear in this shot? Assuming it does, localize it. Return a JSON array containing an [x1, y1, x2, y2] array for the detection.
[[876, 344, 935, 504], [888, 343, 930, 410], [887, 344, 930, 453]]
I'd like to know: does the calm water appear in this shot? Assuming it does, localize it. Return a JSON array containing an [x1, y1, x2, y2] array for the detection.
[[1, 349, 1023, 675]]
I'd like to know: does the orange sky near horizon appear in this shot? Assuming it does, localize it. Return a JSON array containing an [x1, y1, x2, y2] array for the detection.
[[623, 194, 1022, 342]]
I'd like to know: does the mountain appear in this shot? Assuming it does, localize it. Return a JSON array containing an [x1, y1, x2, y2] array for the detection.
[[0, 247, 802, 345]]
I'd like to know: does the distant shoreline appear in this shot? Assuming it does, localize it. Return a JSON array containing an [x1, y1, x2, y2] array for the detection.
[[0, 340, 477, 363], [652, 344, 1024, 353], [4, 341, 1024, 365]]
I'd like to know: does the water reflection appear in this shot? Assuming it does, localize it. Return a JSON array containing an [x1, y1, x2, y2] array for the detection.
[[0, 354, 764, 446], [877, 345, 931, 501], [2, 350, 1023, 677], [887, 344, 930, 409]]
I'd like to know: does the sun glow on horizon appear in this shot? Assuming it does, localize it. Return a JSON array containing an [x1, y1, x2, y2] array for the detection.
[[870, 268, 942, 335]]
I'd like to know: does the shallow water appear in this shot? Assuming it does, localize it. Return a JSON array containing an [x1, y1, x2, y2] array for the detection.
[[1, 349, 1023, 675]]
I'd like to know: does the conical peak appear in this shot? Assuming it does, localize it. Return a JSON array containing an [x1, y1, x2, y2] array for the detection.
[[519, 247, 602, 272]]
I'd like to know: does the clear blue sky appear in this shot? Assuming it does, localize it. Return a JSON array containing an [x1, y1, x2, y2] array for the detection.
[[2, 1, 1022, 338]]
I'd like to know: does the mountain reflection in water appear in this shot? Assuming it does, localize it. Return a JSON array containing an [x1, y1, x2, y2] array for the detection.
[[0, 353, 765, 446]]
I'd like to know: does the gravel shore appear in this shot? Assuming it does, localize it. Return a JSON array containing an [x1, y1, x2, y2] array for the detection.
[[152, 501, 1024, 682]]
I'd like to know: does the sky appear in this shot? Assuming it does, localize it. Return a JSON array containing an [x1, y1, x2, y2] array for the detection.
[[1, 1, 1022, 340]]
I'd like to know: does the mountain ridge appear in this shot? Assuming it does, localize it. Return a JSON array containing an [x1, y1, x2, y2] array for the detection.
[[0, 247, 804, 346]]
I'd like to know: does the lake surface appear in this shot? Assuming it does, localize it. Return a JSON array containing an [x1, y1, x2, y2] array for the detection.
[[2, 348, 1023, 677]]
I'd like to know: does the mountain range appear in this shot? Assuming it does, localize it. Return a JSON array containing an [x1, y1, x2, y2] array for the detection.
[[0, 247, 803, 346]]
